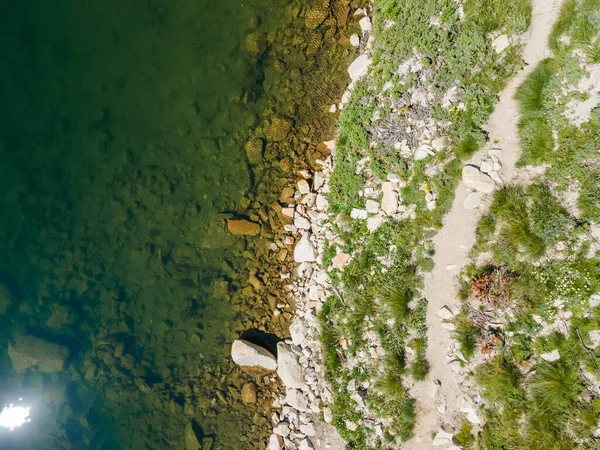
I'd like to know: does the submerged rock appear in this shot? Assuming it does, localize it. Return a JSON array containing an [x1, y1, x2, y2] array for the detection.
[[231, 339, 277, 371], [185, 423, 201, 450], [241, 382, 257, 404], [265, 117, 292, 141], [8, 335, 69, 373], [227, 219, 261, 236], [245, 139, 264, 165]]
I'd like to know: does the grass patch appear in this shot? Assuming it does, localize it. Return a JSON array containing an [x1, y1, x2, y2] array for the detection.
[[515, 58, 555, 117], [453, 311, 480, 360], [529, 360, 584, 413]]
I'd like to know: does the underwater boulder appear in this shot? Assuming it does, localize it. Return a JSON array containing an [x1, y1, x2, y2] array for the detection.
[[8, 335, 69, 373]]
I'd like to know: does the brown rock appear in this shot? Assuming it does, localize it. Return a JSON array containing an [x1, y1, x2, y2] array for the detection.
[[227, 219, 261, 236], [265, 117, 292, 142], [305, 8, 328, 30], [245, 139, 264, 165], [241, 383, 257, 404]]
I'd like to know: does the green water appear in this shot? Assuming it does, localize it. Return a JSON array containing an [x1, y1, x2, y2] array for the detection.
[[0, 0, 325, 448]]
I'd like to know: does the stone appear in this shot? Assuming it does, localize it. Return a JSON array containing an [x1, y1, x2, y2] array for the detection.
[[437, 403, 446, 415], [267, 434, 281, 450], [480, 158, 494, 173], [185, 423, 202, 450], [350, 34, 360, 47], [314, 172, 325, 190], [281, 207, 295, 218], [591, 224, 600, 241], [588, 330, 600, 349], [359, 16, 372, 32], [294, 233, 317, 263], [245, 139, 263, 165], [491, 156, 502, 171], [265, 117, 292, 141], [289, 317, 307, 347], [285, 389, 308, 411], [348, 54, 372, 82], [245, 33, 266, 54], [299, 439, 314, 450], [381, 182, 399, 215], [277, 342, 304, 388], [464, 191, 484, 210], [492, 34, 510, 53], [462, 165, 495, 194], [231, 339, 277, 371], [227, 219, 260, 236], [365, 199, 379, 214], [437, 306, 454, 320], [488, 170, 503, 185], [300, 423, 316, 436], [367, 215, 385, 232], [460, 407, 482, 425], [590, 294, 600, 308], [350, 208, 368, 220], [433, 431, 454, 446], [323, 407, 333, 423], [305, 8, 328, 30], [315, 194, 329, 211], [414, 144, 434, 160], [332, 252, 351, 268], [345, 420, 358, 431], [297, 179, 311, 195], [540, 349, 561, 362], [273, 422, 290, 437], [294, 217, 311, 230], [241, 383, 257, 404], [8, 335, 69, 373]]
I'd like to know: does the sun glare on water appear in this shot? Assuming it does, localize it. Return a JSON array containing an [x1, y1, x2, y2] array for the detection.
[[0, 401, 31, 430]]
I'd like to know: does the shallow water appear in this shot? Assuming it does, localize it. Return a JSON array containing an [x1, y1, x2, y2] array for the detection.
[[0, 0, 312, 448]]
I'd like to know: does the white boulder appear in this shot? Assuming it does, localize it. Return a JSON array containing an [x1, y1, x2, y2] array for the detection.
[[540, 349, 561, 362], [231, 339, 277, 371], [348, 54, 372, 82], [381, 182, 399, 215], [289, 317, 308, 347], [294, 233, 317, 262], [277, 342, 304, 388], [462, 165, 495, 194]]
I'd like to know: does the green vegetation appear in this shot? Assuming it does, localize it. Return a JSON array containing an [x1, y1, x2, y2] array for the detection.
[[458, 1, 600, 447], [453, 310, 480, 360], [321, 0, 534, 446]]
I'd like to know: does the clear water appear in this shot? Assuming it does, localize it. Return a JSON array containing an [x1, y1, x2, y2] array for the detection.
[[0, 0, 319, 448]]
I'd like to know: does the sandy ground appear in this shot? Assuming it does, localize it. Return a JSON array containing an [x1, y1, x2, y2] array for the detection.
[[403, 0, 564, 448]]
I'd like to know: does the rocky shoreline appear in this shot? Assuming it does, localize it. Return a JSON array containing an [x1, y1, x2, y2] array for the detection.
[[230, 7, 376, 450]]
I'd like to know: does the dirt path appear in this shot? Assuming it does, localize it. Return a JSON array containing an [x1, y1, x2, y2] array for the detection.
[[404, 0, 563, 447]]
